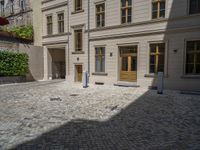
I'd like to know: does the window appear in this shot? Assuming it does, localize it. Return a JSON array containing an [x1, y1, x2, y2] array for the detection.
[[95, 47, 105, 72], [58, 13, 64, 33], [0, 1, 4, 16], [121, 0, 132, 24], [75, 0, 82, 11], [152, 0, 165, 19], [47, 15, 53, 35], [96, 3, 105, 28], [189, 0, 200, 14], [74, 29, 82, 51], [19, 0, 25, 12], [186, 41, 200, 74], [149, 43, 165, 73]]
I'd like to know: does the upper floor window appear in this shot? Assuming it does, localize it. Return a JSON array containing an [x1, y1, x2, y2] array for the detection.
[[121, 0, 132, 24], [75, 0, 82, 12], [95, 47, 105, 73], [152, 0, 165, 19], [47, 15, 53, 35], [149, 43, 165, 73], [186, 41, 200, 75], [19, 0, 25, 12], [58, 13, 64, 33], [0, 0, 4, 16], [74, 29, 83, 51], [96, 3, 105, 28], [189, 0, 200, 14]]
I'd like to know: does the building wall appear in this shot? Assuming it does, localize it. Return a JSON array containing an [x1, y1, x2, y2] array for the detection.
[[1, 0, 33, 27], [36, 0, 200, 90]]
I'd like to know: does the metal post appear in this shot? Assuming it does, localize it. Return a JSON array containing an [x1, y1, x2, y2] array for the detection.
[[157, 72, 164, 94]]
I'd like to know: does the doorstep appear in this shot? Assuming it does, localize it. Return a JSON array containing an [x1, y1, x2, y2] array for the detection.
[[114, 81, 140, 87]]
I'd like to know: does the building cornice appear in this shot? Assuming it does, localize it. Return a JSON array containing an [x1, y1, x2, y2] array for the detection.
[[41, 0, 56, 4], [42, 1, 68, 12], [42, 40, 68, 46], [89, 26, 200, 41], [42, 33, 71, 39]]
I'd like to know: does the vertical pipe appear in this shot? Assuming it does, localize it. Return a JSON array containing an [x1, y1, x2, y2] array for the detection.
[[67, 0, 70, 76], [88, 0, 90, 77]]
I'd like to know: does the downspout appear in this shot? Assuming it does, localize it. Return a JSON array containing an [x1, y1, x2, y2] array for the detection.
[[87, 0, 90, 78], [67, 0, 70, 76]]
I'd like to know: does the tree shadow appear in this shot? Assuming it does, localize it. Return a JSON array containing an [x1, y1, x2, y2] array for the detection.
[[11, 89, 200, 150]]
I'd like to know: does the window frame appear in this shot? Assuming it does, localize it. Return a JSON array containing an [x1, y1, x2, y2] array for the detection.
[[46, 15, 53, 35], [121, 0, 132, 24], [188, 0, 200, 15], [19, 0, 25, 12], [74, 29, 83, 52], [57, 12, 64, 33], [74, 0, 82, 12], [0, 1, 4, 16], [95, 47, 106, 73], [151, 0, 166, 20], [96, 3, 105, 28], [185, 40, 200, 75]]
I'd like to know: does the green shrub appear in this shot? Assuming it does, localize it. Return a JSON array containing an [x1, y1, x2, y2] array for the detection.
[[0, 51, 29, 76]]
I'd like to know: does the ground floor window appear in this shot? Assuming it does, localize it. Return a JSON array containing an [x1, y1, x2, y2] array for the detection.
[[186, 40, 200, 74], [95, 47, 105, 72], [149, 43, 165, 73]]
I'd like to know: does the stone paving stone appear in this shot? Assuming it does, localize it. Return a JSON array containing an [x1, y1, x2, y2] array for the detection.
[[0, 80, 200, 150]]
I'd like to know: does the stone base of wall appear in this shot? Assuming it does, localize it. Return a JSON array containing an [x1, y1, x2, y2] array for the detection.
[[0, 76, 26, 85]]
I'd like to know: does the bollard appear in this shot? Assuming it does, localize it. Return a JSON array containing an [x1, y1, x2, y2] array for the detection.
[[83, 71, 88, 88], [157, 72, 164, 94]]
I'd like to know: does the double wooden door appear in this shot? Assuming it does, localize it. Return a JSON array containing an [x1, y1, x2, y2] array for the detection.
[[120, 46, 137, 82]]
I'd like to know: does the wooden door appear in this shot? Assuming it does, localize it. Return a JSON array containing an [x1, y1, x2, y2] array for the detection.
[[120, 46, 137, 82], [75, 65, 82, 82]]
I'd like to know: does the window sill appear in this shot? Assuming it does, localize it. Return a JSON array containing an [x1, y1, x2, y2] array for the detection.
[[71, 10, 84, 14], [72, 51, 85, 54], [181, 75, 200, 79], [144, 74, 169, 78], [92, 72, 108, 76]]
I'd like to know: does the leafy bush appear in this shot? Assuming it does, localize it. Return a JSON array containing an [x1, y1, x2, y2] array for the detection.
[[0, 51, 29, 76], [7, 25, 33, 40]]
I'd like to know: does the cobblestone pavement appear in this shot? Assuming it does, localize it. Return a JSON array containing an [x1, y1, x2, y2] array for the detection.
[[0, 80, 200, 150]]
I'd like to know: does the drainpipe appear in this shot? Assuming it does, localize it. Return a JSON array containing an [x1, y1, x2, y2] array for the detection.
[[67, 0, 70, 76], [87, 0, 90, 78]]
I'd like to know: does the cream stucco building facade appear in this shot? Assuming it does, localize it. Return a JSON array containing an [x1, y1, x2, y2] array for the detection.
[[33, 0, 200, 91]]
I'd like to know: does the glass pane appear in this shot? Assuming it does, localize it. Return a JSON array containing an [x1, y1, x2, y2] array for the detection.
[[131, 56, 137, 71], [150, 65, 155, 73], [158, 54, 165, 64], [96, 5, 100, 12], [197, 53, 200, 63], [160, 10, 165, 18], [197, 41, 200, 51], [196, 64, 200, 74], [152, 3, 158, 11], [102, 14, 105, 27], [150, 55, 156, 64], [160, 2, 165, 10], [128, 15, 131, 23], [122, 57, 128, 71], [158, 43, 165, 53], [150, 44, 157, 53], [187, 41, 195, 51], [187, 54, 194, 63], [121, 0, 126, 7], [122, 9, 126, 16], [102, 57, 105, 72], [190, 0, 200, 14], [95, 57, 101, 72], [122, 17, 126, 24], [152, 12, 157, 19], [186, 64, 194, 74], [128, 0, 132, 6], [120, 46, 137, 54]]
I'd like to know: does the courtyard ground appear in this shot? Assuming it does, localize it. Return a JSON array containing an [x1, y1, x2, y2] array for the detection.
[[0, 80, 200, 150]]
